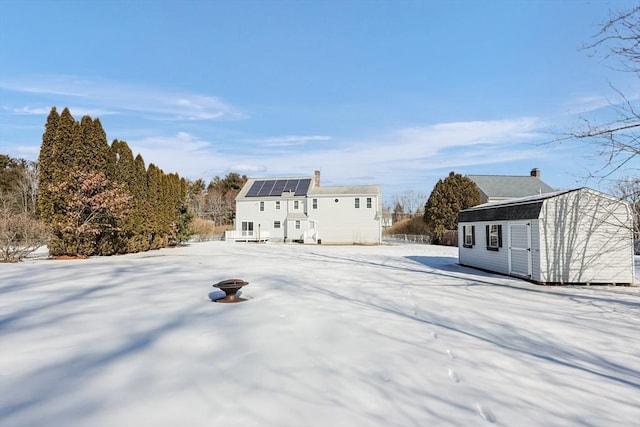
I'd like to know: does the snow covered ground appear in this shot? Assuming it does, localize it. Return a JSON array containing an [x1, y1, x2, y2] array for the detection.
[[1, 241, 638, 427]]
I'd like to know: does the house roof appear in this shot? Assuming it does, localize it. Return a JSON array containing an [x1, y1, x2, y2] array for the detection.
[[309, 185, 380, 196], [237, 177, 312, 199], [466, 175, 555, 199], [237, 176, 381, 200], [458, 189, 579, 222]]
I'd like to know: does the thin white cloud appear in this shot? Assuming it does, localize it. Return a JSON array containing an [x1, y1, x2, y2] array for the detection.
[[11, 106, 118, 117], [0, 75, 246, 121], [565, 90, 640, 115], [186, 117, 548, 187], [256, 135, 332, 147]]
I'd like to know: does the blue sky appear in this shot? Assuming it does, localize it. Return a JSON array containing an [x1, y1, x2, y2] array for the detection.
[[1, 0, 638, 204]]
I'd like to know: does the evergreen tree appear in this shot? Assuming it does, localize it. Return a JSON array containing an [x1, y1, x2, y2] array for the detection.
[[37, 107, 60, 221], [146, 163, 166, 249], [133, 154, 151, 251], [424, 172, 481, 244]]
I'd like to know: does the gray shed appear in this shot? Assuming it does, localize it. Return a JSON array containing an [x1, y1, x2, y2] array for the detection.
[[458, 188, 634, 285]]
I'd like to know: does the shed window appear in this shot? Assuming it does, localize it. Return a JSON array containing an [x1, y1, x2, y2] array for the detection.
[[274, 221, 281, 229], [486, 224, 503, 251], [295, 220, 301, 229], [463, 225, 475, 248], [355, 198, 360, 208]]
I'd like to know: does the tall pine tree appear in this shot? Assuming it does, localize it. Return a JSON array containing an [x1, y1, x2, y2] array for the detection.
[[424, 172, 481, 244], [37, 107, 60, 221]]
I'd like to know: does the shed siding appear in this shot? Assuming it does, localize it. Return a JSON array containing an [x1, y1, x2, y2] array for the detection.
[[459, 222, 510, 275], [530, 220, 541, 282], [508, 222, 530, 277], [538, 190, 634, 284]]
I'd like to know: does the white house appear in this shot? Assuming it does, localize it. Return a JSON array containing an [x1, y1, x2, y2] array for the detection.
[[227, 171, 382, 245], [457, 188, 635, 285]]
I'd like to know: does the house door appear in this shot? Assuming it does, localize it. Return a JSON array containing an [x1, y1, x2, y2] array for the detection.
[[241, 221, 254, 237], [509, 222, 531, 278]]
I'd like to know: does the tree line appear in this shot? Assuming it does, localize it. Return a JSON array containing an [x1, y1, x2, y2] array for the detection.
[[1, 107, 250, 261], [36, 107, 192, 257]]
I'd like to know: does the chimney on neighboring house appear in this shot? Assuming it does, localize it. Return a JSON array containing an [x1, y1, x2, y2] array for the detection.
[[530, 168, 541, 178], [314, 170, 321, 187]]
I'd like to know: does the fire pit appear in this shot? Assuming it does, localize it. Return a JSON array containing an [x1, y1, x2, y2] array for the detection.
[[212, 278, 249, 303]]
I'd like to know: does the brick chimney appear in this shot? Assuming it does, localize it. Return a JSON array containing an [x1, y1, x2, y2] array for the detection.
[[530, 168, 540, 178], [314, 170, 321, 187]]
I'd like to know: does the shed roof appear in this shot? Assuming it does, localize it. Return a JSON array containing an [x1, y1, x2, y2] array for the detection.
[[458, 189, 578, 222], [467, 175, 555, 199]]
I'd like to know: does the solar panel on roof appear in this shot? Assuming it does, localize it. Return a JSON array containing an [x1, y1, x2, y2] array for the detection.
[[296, 179, 311, 195], [283, 180, 297, 193], [257, 180, 277, 197], [245, 178, 313, 197], [272, 179, 287, 195], [246, 181, 263, 197]]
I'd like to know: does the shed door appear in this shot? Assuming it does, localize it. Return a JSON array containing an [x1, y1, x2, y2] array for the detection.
[[509, 223, 531, 278]]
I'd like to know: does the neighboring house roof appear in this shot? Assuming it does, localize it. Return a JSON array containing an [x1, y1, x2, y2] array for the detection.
[[458, 189, 578, 222], [467, 174, 555, 200]]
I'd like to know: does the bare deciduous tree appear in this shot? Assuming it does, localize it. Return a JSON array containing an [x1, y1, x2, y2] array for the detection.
[[391, 190, 427, 217], [0, 188, 48, 262], [559, 6, 639, 179], [610, 177, 640, 239]]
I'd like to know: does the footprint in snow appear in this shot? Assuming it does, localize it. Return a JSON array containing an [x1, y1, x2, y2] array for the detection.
[[446, 348, 456, 359], [431, 331, 438, 340], [447, 369, 460, 383], [475, 403, 496, 423]]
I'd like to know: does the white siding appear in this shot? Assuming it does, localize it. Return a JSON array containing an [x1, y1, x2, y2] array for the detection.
[[530, 220, 541, 282], [234, 183, 382, 244], [538, 189, 634, 284], [309, 194, 381, 244], [458, 222, 509, 275], [508, 222, 531, 277]]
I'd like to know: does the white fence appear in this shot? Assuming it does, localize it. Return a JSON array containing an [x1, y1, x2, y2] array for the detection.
[[383, 234, 432, 244]]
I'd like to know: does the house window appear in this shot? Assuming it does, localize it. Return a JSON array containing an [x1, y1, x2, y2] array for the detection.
[[275, 201, 280, 210], [294, 200, 299, 210], [312, 198, 318, 209], [486, 224, 502, 251], [355, 198, 360, 208], [260, 201, 264, 211], [274, 221, 281, 229], [463, 225, 475, 248], [366, 197, 372, 208], [295, 220, 300, 229]]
